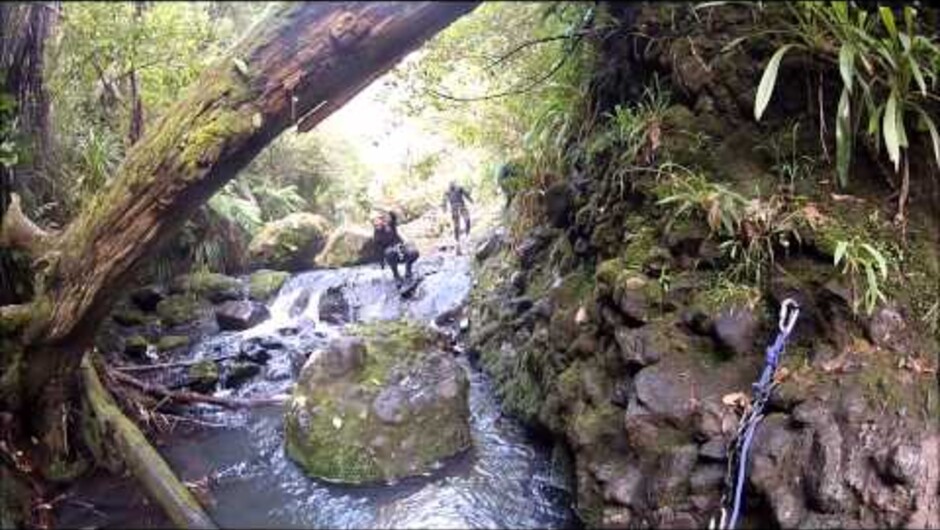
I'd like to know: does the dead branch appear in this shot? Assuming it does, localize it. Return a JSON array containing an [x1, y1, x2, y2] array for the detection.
[[113, 354, 241, 373], [0, 193, 52, 256], [109, 369, 288, 410]]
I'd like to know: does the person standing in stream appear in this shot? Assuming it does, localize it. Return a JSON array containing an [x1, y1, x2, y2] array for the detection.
[[371, 210, 418, 287], [441, 181, 473, 254]]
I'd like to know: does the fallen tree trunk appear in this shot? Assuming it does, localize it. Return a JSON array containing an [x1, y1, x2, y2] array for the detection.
[[81, 355, 217, 529]]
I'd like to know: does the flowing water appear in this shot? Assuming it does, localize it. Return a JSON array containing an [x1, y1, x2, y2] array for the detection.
[[146, 253, 577, 529]]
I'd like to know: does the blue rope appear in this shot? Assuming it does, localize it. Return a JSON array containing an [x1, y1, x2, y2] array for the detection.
[[723, 299, 799, 530]]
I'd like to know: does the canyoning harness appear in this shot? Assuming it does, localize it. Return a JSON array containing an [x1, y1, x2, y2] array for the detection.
[[710, 298, 800, 530]]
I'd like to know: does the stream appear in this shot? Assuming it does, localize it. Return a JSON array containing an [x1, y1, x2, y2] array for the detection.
[[66, 253, 577, 529]]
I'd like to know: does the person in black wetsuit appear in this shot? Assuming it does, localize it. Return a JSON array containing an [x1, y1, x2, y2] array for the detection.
[[371, 211, 418, 285], [441, 181, 472, 253]]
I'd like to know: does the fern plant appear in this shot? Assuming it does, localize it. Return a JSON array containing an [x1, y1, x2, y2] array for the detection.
[[656, 164, 748, 237]]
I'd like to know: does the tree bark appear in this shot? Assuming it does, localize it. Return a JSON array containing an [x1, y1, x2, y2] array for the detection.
[[4, 0, 477, 471]]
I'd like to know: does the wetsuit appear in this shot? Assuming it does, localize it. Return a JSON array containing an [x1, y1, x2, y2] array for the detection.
[[372, 212, 418, 283], [442, 184, 472, 243]]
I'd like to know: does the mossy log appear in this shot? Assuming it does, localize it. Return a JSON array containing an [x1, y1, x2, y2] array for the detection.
[[80, 355, 217, 529]]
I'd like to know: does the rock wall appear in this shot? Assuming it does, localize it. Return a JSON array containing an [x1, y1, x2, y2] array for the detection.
[[466, 3, 939, 528]]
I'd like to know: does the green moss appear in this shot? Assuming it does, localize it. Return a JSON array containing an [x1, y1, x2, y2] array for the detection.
[[124, 335, 149, 354], [0, 342, 24, 410], [172, 271, 242, 301], [157, 335, 190, 352], [248, 269, 290, 301], [187, 360, 219, 392], [45, 455, 89, 483], [156, 295, 210, 327], [112, 306, 154, 327], [247, 213, 331, 270]]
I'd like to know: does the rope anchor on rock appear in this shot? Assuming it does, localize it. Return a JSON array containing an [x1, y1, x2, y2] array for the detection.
[[710, 298, 800, 530]]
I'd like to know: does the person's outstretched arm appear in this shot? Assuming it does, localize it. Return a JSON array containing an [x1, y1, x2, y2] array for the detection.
[[462, 187, 473, 204]]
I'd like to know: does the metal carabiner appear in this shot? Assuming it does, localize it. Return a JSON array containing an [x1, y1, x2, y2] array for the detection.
[[778, 298, 799, 335]]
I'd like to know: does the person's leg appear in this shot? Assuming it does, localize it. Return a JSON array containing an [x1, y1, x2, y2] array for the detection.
[[451, 209, 461, 242], [403, 244, 418, 279], [384, 246, 402, 282], [461, 204, 471, 235]]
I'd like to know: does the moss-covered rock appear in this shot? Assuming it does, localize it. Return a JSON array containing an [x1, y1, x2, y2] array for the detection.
[[248, 269, 289, 301], [314, 226, 376, 268], [112, 305, 155, 327], [247, 212, 331, 271], [156, 295, 212, 328], [170, 272, 244, 303], [284, 321, 471, 484], [187, 360, 219, 394], [157, 335, 190, 352]]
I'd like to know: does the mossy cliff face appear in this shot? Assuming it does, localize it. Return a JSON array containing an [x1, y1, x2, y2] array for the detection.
[[247, 212, 331, 272], [284, 321, 471, 484], [467, 5, 939, 528]]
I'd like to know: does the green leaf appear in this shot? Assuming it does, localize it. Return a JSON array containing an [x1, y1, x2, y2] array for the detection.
[[880, 6, 898, 40], [839, 44, 855, 94], [836, 87, 853, 187], [861, 243, 888, 279], [883, 90, 901, 171], [910, 56, 928, 96], [834, 240, 848, 266], [914, 107, 940, 169], [754, 44, 797, 121]]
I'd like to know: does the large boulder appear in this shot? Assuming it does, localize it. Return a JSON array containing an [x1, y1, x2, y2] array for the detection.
[[284, 321, 471, 484], [247, 213, 330, 271], [314, 226, 376, 268]]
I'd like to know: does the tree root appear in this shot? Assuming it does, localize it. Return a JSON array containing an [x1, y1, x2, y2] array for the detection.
[[113, 354, 240, 373], [108, 368, 289, 410], [80, 355, 218, 529], [0, 193, 52, 257]]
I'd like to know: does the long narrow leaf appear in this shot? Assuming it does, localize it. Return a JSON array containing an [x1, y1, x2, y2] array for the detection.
[[913, 106, 940, 169], [883, 90, 901, 171], [880, 6, 898, 40], [836, 87, 853, 187], [754, 44, 797, 121], [839, 44, 855, 94], [910, 56, 928, 96]]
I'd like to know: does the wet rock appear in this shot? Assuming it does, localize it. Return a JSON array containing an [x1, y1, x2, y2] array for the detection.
[[474, 229, 505, 262], [680, 308, 711, 336], [689, 464, 725, 494], [878, 443, 921, 485], [223, 362, 261, 389], [603, 466, 644, 508], [710, 306, 758, 357], [187, 360, 219, 394], [239, 340, 272, 364], [315, 226, 374, 268], [171, 272, 244, 303], [247, 212, 331, 271], [289, 288, 312, 318], [649, 444, 698, 501], [216, 301, 270, 331], [516, 227, 555, 268], [318, 285, 351, 324], [613, 274, 654, 325], [805, 420, 847, 513], [865, 304, 910, 353], [544, 182, 574, 228], [285, 321, 471, 484], [633, 365, 695, 425], [300, 336, 367, 381], [130, 285, 165, 312], [698, 438, 728, 462], [611, 377, 635, 408], [508, 296, 534, 316], [614, 326, 665, 368], [248, 270, 290, 301], [264, 362, 292, 382], [112, 306, 152, 327]]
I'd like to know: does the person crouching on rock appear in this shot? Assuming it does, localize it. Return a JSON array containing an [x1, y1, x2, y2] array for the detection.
[[371, 211, 418, 285]]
